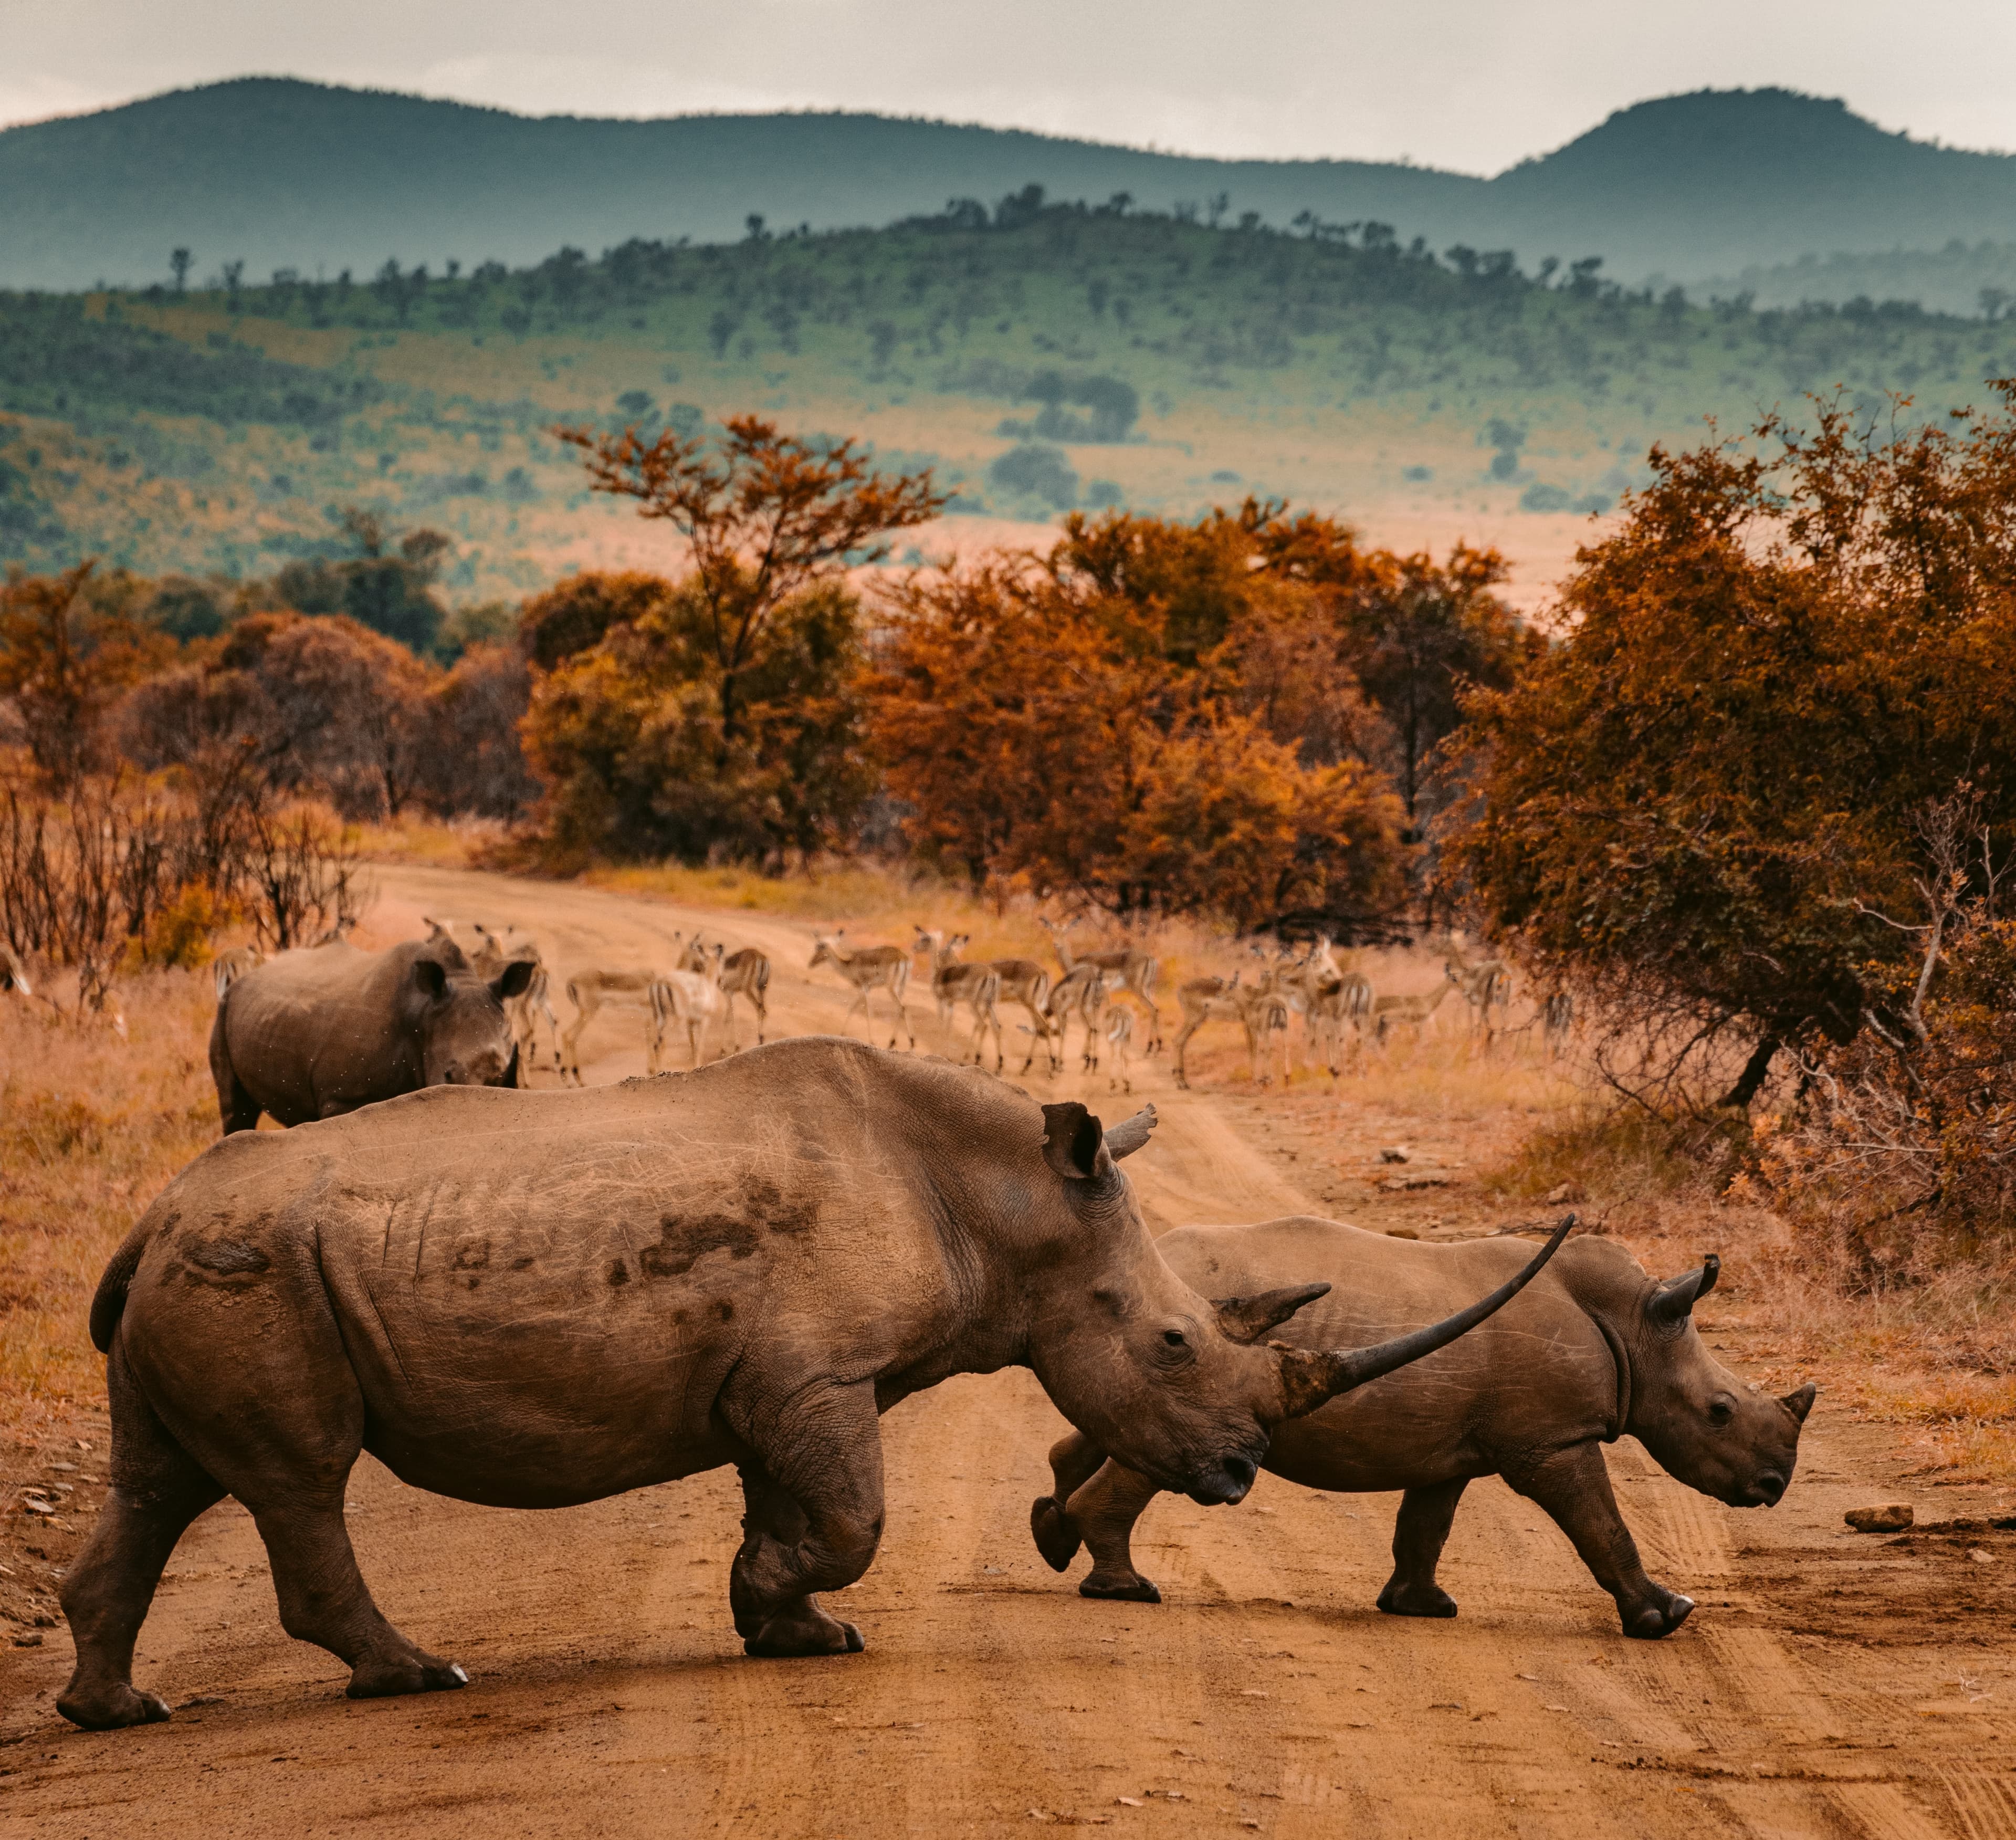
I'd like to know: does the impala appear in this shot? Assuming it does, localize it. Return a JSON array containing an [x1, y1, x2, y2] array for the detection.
[[1039, 916, 1164, 1052], [810, 931, 915, 1050], [1172, 971, 1290, 1089]]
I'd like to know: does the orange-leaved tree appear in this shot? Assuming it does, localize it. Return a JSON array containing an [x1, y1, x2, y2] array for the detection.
[[0, 562, 165, 789], [520, 571, 873, 866], [869, 510, 1408, 929]]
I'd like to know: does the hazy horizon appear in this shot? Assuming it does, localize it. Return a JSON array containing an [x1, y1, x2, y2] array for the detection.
[[8, 0, 2014, 176]]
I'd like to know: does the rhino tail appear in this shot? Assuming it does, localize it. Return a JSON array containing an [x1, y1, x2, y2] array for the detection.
[[89, 1216, 158, 1353]]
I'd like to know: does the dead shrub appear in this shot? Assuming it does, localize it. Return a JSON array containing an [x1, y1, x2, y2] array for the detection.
[[1765, 790, 2016, 1290], [0, 763, 370, 1000]]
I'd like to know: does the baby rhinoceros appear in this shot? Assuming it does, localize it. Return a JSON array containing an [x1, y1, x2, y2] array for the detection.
[[1032, 1216, 1814, 1639]]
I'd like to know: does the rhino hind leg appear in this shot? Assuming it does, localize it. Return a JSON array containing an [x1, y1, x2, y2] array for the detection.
[[136, 1276, 471, 1699], [1064, 1460, 1166, 1604], [727, 1384, 883, 1658], [58, 1336, 226, 1729], [1505, 1442, 1696, 1641], [1377, 1479, 1468, 1618], [208, 1009, 262, 1134]]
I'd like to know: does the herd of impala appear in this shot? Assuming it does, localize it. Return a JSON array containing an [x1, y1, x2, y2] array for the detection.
[[350, 910, 1570, 1092]]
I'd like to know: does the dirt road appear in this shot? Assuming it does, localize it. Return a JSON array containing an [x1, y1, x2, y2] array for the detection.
[[5, 865, 2013, 1838]]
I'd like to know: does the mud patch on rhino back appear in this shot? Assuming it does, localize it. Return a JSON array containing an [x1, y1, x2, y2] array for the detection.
[[159, 1224, 272, 1290], [638, 1175, 817, 1279]]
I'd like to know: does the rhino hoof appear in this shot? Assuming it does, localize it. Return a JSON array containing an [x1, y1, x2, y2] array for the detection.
[[1624, 1594, 1695, 1639], [1080, 1573, 1161, 1603], [743, 1609, 865, 1657], [1376, 1581, 1458, 1619], [345, 1653, 470, 1699], [56, 1682, 173, 1730], [1030, 1497, 1084, 1572]]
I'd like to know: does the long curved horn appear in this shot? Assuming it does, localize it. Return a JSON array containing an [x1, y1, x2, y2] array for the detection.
[[1274, 1215, 1577, 1420]]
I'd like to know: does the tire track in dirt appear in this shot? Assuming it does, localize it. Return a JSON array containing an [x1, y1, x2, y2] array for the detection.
[[1, 863, 2001, 1837]]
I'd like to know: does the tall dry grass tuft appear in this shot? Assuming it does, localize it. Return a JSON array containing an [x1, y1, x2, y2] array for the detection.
[[0, 969, 216, 1431]]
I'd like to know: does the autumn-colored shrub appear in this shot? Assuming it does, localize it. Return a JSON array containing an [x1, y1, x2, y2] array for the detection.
[[867, 508, 1420, 929], [1455, 389, 2016, 1105], [0, 562, 167, 789], [424, 641, 540, 821], [522, 574, 872, 864], [523, 415, 942, 864]]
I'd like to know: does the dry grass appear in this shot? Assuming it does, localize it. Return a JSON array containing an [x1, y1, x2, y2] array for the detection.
[[353, 813, 507, 870], [587, 859, 968, 929], [0, 970, 218, 1436]]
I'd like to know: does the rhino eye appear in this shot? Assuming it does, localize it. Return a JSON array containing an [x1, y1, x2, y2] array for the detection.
[[1708, 1399, 1734, 1427], [1162, 1330, 1188, 1348]]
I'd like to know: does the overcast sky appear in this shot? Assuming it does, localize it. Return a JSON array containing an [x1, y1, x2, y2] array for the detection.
[[6, 0, 2013, 173]]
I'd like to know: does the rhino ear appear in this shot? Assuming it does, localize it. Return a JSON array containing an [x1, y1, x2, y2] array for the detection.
[[1041, 1102, 1110, 1182], [1647, 1254, 1719, 1331], [1214, 1282, 1330, 1345], [414, 958, 448, 1000], [1781, 1382, 1817, 1425], [494, 959, 535, 1001]]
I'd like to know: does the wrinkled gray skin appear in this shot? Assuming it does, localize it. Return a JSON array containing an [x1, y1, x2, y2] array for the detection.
[[208, 937, 534, 1131], [59, 1042, 1569, 1731], [1033, 1216, 1815, 1640]]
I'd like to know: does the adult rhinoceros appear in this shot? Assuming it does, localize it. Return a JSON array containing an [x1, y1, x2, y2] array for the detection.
[[57, 1041, 1567, 1730], [1031, 1215, 1813, 1639], [209, 935, 534, 1131]]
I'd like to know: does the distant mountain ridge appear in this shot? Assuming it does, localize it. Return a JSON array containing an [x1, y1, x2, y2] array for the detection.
[[6, 78, 2016, 297]]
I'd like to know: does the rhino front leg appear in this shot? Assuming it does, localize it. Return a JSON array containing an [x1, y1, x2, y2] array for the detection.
[[1030, 1430, 1109, 1571], [727, 1381, 883, 1658], [1377, 1478, 1468, 1618], [1504, 1443, 1695, 1639], [1064, 1460, 1167, 1603]]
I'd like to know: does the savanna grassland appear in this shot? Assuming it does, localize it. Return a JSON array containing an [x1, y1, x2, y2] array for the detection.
[[11, 200, 2016, 607]]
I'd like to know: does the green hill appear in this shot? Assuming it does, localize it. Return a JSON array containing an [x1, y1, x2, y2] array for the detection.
[[9, 79, 2016, 299], [7, 200, 2014, 602]]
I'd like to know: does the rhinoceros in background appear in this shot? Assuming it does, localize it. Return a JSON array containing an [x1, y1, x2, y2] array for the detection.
[[208, 935, 534, 1131], [1031, 1215, 1813, 1639], [58, 1042, 1569, 1730]]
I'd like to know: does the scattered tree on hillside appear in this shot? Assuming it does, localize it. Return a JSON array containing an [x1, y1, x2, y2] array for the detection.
[[272, 508, 453, 655], [1453, 388, 2016, 1107]]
